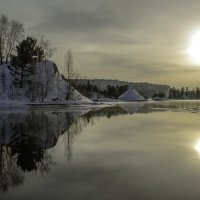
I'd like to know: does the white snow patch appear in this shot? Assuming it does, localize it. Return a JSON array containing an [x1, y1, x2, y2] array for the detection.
[[118, 88, 145, 101], [0, 60, 92, 105]]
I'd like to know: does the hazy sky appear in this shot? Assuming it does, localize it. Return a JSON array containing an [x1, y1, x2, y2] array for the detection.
[[1, 0, 200, 86]]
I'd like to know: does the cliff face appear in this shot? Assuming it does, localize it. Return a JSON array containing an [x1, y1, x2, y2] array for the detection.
[[0, 61, 91, 104]]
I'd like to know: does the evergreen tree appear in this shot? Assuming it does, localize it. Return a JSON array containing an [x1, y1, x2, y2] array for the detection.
[[180, 87, 185, 98], [9, 37, 44, 88], [93, 85, 98, 92], [185, 87, 189, 97], [86, 81, 92, 91], [195, 87, 200, 99]]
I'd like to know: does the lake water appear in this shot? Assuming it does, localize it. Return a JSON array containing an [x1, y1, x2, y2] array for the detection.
[[1, 101, 200, 200]]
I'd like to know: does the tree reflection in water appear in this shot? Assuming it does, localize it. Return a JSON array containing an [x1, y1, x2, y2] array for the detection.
[[0, 145, 24, 193], [0, 105, 130, 193], [0, 109, 80, 193], [1, 101, 198, 193]]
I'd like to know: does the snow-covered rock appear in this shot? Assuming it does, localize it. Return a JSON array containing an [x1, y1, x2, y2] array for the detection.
[[152, 96, 165, 101], [0, 61, 91, 105], [0, 64, 15, 101], [118, 88, 145, 101]]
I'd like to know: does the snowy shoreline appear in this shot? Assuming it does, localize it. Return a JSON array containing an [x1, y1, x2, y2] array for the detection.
[[1, 99, 200, 109], [0, 100, 115, 109]]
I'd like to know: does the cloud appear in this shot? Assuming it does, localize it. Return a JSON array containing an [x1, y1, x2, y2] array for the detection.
[[1, 0, 200, 86]]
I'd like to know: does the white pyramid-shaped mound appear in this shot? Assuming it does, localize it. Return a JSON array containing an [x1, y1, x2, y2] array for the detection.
[[118, 88, 144, 101]]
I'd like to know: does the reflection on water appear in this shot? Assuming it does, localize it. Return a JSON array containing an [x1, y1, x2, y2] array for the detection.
[[0, 109, 86, 192], [1, 101, 200, 199]]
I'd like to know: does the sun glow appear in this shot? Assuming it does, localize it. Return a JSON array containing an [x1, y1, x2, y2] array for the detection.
[[188, 30, 200, 64], [194, 139, 200, 154]]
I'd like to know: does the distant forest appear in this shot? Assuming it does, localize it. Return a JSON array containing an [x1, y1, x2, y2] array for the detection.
[[169, 87, 200, 99], [73, 81, 129, 99], [73, 80, 200, 100]]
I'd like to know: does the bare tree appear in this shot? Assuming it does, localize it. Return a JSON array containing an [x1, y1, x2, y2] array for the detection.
[[38, 36, 56, 61], [5, 20, 24, 63], [0, 15, 9, 64], [0, 14, 24, 64], [65, 50, 74, 85], [64, 50, 75, 100]]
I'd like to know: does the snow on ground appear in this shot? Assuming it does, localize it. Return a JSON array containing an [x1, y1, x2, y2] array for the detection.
[[118, 88, 145, 101], [0, 61, 91, 106]]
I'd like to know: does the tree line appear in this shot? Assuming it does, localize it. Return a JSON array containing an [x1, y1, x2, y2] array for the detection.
[[73, 81, 129, 98], [169, 87, 200, 99]]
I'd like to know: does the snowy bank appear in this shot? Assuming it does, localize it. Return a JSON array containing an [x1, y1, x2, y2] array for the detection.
[[0, 60, 92, 105]]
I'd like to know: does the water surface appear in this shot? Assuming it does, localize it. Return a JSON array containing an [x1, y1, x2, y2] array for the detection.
[[1, 101, 200, 200]]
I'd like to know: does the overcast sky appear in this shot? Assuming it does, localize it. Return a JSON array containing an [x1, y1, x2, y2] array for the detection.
[[1, 0, 200, 86]]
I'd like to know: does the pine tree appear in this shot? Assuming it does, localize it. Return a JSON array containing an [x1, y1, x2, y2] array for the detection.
[[9, 37, 44, 88], [195, 87, 200, 99]]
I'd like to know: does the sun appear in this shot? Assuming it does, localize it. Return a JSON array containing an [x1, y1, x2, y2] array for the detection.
[[187, 30, 200, 64], [195, 139, 200, 154]]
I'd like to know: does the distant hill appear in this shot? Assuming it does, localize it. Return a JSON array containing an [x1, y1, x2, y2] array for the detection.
[[74, 79, 170, 98]]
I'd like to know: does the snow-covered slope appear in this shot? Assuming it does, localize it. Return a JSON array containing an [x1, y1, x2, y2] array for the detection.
[[0, 61, 91, 104], [0, 64, 14, 101]]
